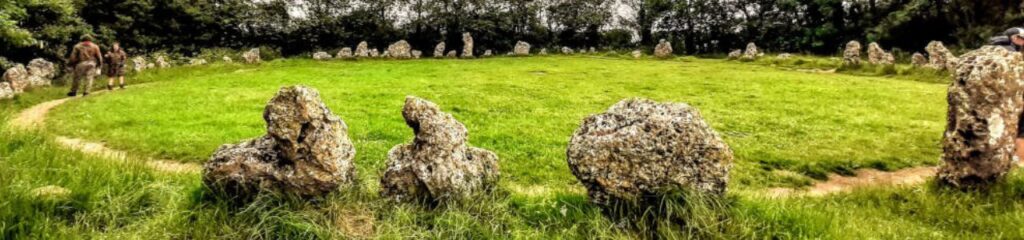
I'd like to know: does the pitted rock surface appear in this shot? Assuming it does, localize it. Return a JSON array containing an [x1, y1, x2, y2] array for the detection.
[[243, 48, 262, 64], [434, 42, 446, 58], [938, 46, 1024, 189], [654, 39, 673, 58], [380, 97, 500, 202], [313, 52, 332, 60], [337, 48, 353, 59], [927, 41, 957, 71], [388, 40, 412, 59], [356, 41, 369, 57], [912, 52, 927, 67], [27, 58, 55, 84], [567, 98, 733, 205], [204, 86, 357, 198], [742, 42, 759, 60], [461, 32, 474, 58], [843, 41, 862, 66], [514, 41, 531, 56]]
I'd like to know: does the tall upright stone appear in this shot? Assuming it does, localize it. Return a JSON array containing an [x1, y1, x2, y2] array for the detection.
[[927, 41, 957, 71], [434, 42, 446, 58], [939, 46, 1024, 189], [243, 48, 262, 64], [355, 41, 369, 58], [461, 32, 474, 58], [204, 86, 357, 198], [380, 97, 500, 202], [388, 40, 413, 59], [2, 64, 27, 92], [567, 99, 733, 205], [336, 48, 353, 59], [132, 56, 148, 73], [741, 42, 760, 60], [843, 41, 862, 66], [654, 39, 673, 58], [514, 41, 531, 56]]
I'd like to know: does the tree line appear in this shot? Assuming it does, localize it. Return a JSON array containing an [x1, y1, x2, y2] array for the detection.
[[2, 0, 1022, 64]]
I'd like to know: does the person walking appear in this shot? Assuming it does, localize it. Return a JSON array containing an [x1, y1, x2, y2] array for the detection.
[[105, 42, 127, 90], [993, 28, 1024, 163], [67, 34, 104, 96]]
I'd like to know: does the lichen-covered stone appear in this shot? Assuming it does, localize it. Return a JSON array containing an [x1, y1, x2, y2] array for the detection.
[[912, 52, 927, 67], [3, 64, 28, 92], [388, 40, 413, 59], [927, 41, 958, 71], [434, 42, 446, 58], [567, 98, 733, 205], [356, 41, 369, 57], [336, 48, 353, 59], [742, 42, 759, 60], [369, 49, 380, 58], [938, 46, 1024, 189], [654, 39, 673, 58], [25, 59, 54, 88], [0, 82, 14, 100], [313, 52, 332, 60], [514, 41, 531, 56], [867, 42, 893, 65], [380, 97, 500, 202], [461, 32, 474, 58], [243, 48, 262, 64], [843, 41, 862, 66], [204, 86, 357, 198]]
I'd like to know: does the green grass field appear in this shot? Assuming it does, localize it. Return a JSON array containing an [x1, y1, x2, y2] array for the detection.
[[4, 55, 1024, 239]]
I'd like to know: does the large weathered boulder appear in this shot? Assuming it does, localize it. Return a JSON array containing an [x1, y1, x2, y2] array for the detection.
[[632, 50, 642, 59], [561, 47, 574, 54], [567, 98, 733, 205], [843, 41, 862, 66], [204, 86, 357, 198], [514, 41, 531, 56], [336, 48, 353, 59], [654, 39, 673, 58], [911, 52, 928, 67], [727, 50, 742, 60], [927, 41, 958, 71], [741, 42, 759, 60], [380, 97, 500, 202], [938, 46, 1024, 189], [461, 32, 474, 58], [0, 82, 15, 100], [26, 58, 55, 88], [388, 40, 413, 59], [133, 56, 148, 72], [3, 64, 28, 92], [243, 48, 262, 64], [434, 42, 446, 58], [355, 41, 369, 57], [313, 52, 332, 60]]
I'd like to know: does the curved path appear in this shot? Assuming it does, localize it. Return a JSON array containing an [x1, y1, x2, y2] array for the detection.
[[7, 87, 943, 195], [7, 90, 201, 174]]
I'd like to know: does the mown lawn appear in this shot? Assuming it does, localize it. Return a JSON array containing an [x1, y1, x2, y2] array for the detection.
[[7, 55, 1023, 239]]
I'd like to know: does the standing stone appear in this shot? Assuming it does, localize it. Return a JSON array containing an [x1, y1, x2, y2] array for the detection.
[[632, 50, 642, 59], [0, 82, 15, 99], [843, 41, 862, 66], [336, 48, 353, 59], [927, 41, 958, 71], [434, 42, 446, 58], [867, 42, 895, 65], [539, 48, 548, 55], [2, 64, 27, 92], [939, 46, 1024, 189], [26, 58, 55, 88], [313, 51, 332, 60], [156, 56, 172, 68], [589, 47, 596, 54], [742, 42, 759, 60], [380, 97, 500, 202], [411, 50, 422, 59], [446, 50, 457, 58], [561, 47, 574, 54], [370, 49, 380, 58], [243, 48, 262, 64], [190, 58, 207, 66], [133, 56, 148, 73], [461, 32, 474, 58], [388, 40, 413, 59], [204, 86, 357, 198], [355, 41, 369, 58], [912, 52, 928, 67], [514, 41, 531, 56], [727, 50, 743, 60], [483, 50, 493, 57], [223, 56, 233, 63], [654, 39, 673, 58], [567, 98, 733, 206], [382, 50, 390, 58]]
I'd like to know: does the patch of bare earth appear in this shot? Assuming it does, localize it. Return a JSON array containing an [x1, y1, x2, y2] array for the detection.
[[764, 166, 937, 198], [9, 90, 201, 175]]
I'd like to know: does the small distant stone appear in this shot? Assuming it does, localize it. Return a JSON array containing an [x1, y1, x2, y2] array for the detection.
[[632, 50, 642, 59], [727, 50, 742, 60], [434, 42, 446, 58], [777, 53, 792, 60], [223, 56, 233, 63], [243, 48, 262, 64], [741, 42, 759, 60], [911, 52, 927, 67], [561, 47, 574, 54], [355, 41, 369, 57], [388, 40, 413, 59], [654, 39, 673, 58], [156, 56, 172, 68], [843, 41, 862, 66], [411, 50, 422, 59], [483, 50, 493, 57], [926, 41, 957, 71], [462, 32, 474, 58], [446, 50, 457, 58], [539, 48, 548, 55], [514, 41, 531, 56], [190, 58, 207, 66], [336, 48, 353, 59], [133, 56, 148, 72]]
